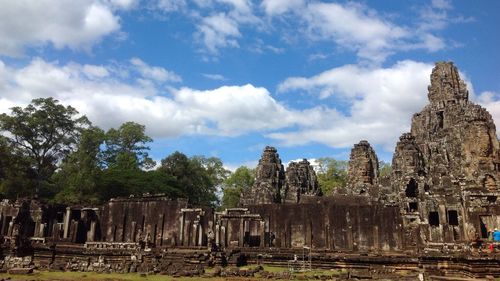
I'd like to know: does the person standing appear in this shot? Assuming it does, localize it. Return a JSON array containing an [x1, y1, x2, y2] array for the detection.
[[493, 228, 500, 242]]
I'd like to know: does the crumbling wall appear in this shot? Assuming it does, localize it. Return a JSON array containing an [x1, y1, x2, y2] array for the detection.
[[100, 196, 188, 246]]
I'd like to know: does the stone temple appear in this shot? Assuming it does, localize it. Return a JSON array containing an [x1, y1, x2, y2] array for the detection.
[[0, 62, 499, 279]]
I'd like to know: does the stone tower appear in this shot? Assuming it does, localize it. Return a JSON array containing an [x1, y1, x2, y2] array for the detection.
[[393, 61, 500, 245], [240, 146, 285, 205], [346, 140, 379, 195], [283, 159, 322, 203]]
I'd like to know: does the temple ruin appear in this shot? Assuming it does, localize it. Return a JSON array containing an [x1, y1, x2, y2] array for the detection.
[[0, 62, 499, 279]]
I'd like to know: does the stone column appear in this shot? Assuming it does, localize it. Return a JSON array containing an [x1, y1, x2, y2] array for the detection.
[[373, 225, 379, 251], [179, 211, 185, 246], [39, 223, 46, 237], [260, 221, 265, 247], [198, 224, 203, 246], [215, 224, 220, 246], [88, 221, 96, 242], [239, 218, 244, 247], [7, 218, 14, 237], [221, 225, 226, 247], [34, 220, 41, 237], [192, 223, 198, 246], [131, 221, 137, 242], [1, 215, 7, 236], [63, 207, 71, 239]]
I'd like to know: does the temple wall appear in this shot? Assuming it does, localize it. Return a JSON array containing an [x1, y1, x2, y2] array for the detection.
[[100, 196, 188, 246], [247, 197, 403, 252]]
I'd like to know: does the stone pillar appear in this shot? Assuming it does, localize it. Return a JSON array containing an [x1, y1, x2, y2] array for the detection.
[[88, 221, 96, 242], [260, 221, 265, 247], [131, 221, 137, 242], [192, 223, 198, 246], [1, 215, 6, 236], [63, 207, 71, 239], [346, 226, 353, 251], [373, 225, 379, 251], [198, 224, 203, 246], [239, 218, 244, 247], [39, 223, 46, 237], [221, 225, 226, 247], [179, 212, 185, 246], [215, 224, 220, 246], [7, 219, 14, 237]]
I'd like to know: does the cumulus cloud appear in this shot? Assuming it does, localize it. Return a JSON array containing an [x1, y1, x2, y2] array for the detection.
[[274, 61, 434, 149], [0, 0, 125, 56], [0, 58, 314, 139], [3, 58, 494, 154]]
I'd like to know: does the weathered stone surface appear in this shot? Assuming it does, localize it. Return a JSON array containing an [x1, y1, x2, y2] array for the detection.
[[393, 61, 500, 246], [7, 267, 33, 274], [240, 146, 285, 205], [409, 62, 500, 193], [346, 140, 379, 195], [283, 159, 322, 203]]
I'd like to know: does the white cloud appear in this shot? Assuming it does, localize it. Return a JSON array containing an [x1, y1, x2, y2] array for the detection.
[[3, 58, 494, 155], [0, 58, 312, 139], [431, 0, 452, 10], [196, 13, 241, 54], [303, 2, 411, 63], [107, 0, 139, 10], [156, 0, 187, 12], [218, 0, 252, 14], [192, 0, 261, 55], [261, 0, 304, 15], [202, 73, 226, 80], [475, 91, 500, 137], [263, 1, 453, 63], [130, 58, 182, 83], [274, 60, 434, 149], [83, 65, 110, 78], [0, 0, 123, 56]]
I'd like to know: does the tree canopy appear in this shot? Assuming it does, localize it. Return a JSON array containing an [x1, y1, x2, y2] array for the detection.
[[0, 98, 221, 205], [316, 157, 348, 195], [0, 98, 89, 197], [220, 166, 255, 209], [159, 152, 230, 206]]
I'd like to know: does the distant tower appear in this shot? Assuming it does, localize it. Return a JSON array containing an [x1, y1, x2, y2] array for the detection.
[[346, 140, 379, 195]]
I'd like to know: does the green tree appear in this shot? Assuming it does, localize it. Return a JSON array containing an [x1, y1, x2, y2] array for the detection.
[[0, 98, 89, 198], [52, 126, 105, 204], [159, 152, 229, 206], [0, 136, 8, 182], [96, 169, 180, 202], [221, 166, 255, 209], [102, 122, 155, 170], [379, 161, 392, 178], [316, 157, 348, 195]]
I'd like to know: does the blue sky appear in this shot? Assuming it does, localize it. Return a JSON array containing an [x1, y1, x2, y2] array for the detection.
[[0, 0, 499, 169]]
